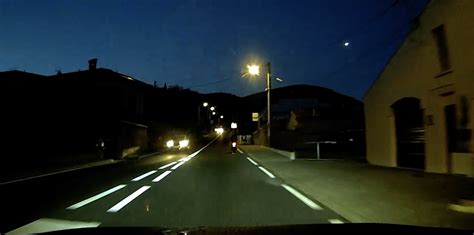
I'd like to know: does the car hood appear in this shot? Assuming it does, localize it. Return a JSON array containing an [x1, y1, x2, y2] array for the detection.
[[40, 223, 471, 235]]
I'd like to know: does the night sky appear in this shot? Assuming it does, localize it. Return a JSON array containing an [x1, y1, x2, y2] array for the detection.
[[0, 0, 427, 100]]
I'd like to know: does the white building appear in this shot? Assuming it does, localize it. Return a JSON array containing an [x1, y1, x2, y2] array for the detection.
[[364, 0, 474, 176]]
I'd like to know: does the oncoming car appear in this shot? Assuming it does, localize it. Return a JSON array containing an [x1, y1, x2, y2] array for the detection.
[[165, 134, 190, 151]]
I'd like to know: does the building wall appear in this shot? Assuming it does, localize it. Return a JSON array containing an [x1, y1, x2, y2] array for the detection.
[[365, 0, 474, 175]]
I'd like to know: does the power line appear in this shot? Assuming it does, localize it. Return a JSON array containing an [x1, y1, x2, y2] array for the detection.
[[187, 77, 234, 88]]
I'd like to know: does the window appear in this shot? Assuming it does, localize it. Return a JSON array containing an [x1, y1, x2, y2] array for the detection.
[[432, 24, 450, 72]]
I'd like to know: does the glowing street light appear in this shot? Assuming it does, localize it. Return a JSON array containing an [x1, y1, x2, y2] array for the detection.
[[212, 111, 216, 115], [344, 41, 350, 47], [247, 64, 260, 76], [203, 102, 208, 107], [245, 62, 272, 146], [220, 115, 224, 119], [210, 106, 215, 111]]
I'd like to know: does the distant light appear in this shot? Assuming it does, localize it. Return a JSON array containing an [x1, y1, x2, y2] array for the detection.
[[214, 127, 224, 134], [122, 75, 134, 81], [210, 106, 215, 111], [212, 111, 216, 115], [247, 64, 260, 76], [203, 102, 208, 107], [166, 140, 174, 148], [349, 138, 354, 142], [275, 77, 283, 82], [344, 42, 350, 47], [231, 122, 237, 129], [179, 140, 189, 148], [220, 115, 224, 119]]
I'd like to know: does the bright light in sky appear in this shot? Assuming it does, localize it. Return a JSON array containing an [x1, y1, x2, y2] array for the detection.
[[247, 65, 260, 76], [344, 42, 350, 47]]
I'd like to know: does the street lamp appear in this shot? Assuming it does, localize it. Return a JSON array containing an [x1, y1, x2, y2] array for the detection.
[[212, 111, 216, 115], [247, 65, 260, 76], [220, 115, 224, 119], [247, 62, 272, 146], [210, 106, 215, 111], [203, 102, 208, 107]]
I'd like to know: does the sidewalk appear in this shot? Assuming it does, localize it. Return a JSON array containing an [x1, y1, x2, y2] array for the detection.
[[240, 145, 474, 229]]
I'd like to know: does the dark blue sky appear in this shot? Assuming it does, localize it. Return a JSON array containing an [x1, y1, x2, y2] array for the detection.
[[0, 0, 426, 99]]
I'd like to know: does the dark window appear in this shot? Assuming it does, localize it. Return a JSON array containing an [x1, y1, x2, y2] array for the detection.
[[432, 24, 450, 72], [445, 105, 456, 152]]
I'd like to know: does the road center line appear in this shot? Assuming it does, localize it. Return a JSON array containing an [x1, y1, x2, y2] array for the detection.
[[159, 161, 177, 169], [237, 148, 243, 154], [246, 157, 258, 166], [107, 186, 151, 212], [258, 166, 275, 178], [328, 219, 344, 224], [131, 170, 157, 181], [281, 184, 322, 210], [171, 161, 186, 170], [152, 170, 172, 182], [66, 184, 126, 210]]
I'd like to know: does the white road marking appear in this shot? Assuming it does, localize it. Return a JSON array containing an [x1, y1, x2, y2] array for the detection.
[[281, 184, 322, 210], [328, 219, 344, 224], [152, 170, 172, 182], [258, 166, 275, 178], [246, 157, 258, 166], [0, 160, 117, 186], [131, 170, 157, 181], [107, 186, 151, 212], [66, 184, 126, 210], [237, 148, 243, 153], [6, 218, 100, 235], [171, 161, 186, 170], [159, 161, 177, 169], [179, 157, 191, 162], [188, 136, 219, 159]]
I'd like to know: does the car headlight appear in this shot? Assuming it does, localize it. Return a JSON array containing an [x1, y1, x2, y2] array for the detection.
[[166, 140, 174, 148], [179, 140, 189, 148]]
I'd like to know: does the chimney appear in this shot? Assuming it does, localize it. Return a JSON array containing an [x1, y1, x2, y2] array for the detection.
[[88, 58, 98, 70]]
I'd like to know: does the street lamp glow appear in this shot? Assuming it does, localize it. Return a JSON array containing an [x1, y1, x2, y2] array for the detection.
[[210, 106, 215, 111], [220, 115, 224, 119], [203, 102, 208, 107], [212, 111, 216, 115], [247, 64, 260, 76], [344, 42, 350, 47]]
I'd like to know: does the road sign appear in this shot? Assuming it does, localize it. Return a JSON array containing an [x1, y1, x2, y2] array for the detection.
[[252, 112, 259, 122], [231, 122, 238, 129]]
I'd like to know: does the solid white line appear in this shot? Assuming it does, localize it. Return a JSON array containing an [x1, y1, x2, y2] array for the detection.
[[237, 148, 243, 153], [258, 166, 275, 178], [67, 185, 126, 210], [171, 161, 186, 170], [152, 170, 172, 182], [137, 151, 161, 159], [189, 136, 220, 159], [107, 186, 151, 212], [6, 218, 100, 235], [159, 161, 177, 169], [131, 170, 157, 181], [246, 157, 258, 166], [179, 157, 191, 162], [328, 219, 344, 224], [281, 184, 322, 210], [0, 160, 118, 186]]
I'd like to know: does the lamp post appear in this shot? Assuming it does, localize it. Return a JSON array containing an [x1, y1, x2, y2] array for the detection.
[[247, 62, 272, 146]]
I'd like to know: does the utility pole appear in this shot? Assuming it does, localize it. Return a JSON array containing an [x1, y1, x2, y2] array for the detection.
[[266, 62, 271, 147]]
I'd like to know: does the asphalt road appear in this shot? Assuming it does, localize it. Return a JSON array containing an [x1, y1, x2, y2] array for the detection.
[[2, 135, 346, 234]]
